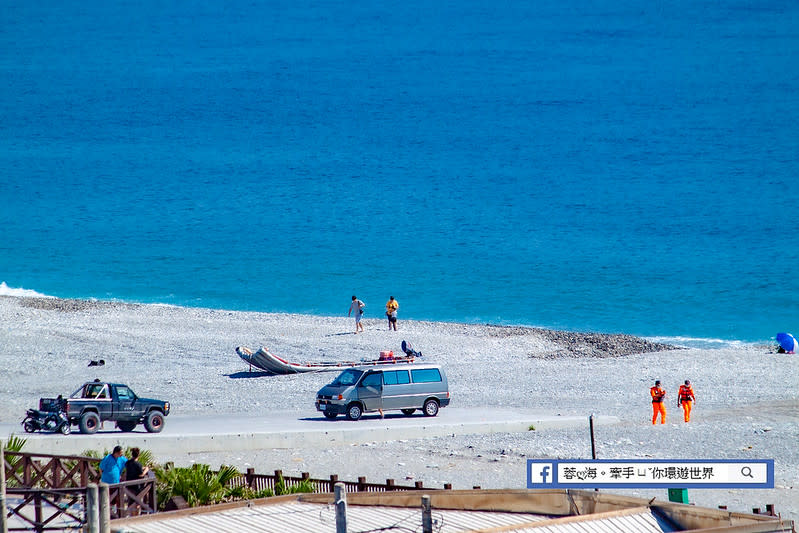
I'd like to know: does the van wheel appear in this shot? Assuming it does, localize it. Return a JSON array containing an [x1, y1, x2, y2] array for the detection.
[[323, 411, 338, 419], [401, 409, 415, 416], [423, 399, 439, 417], [346, 403, 363, 421], [79, 412, 100, 434]]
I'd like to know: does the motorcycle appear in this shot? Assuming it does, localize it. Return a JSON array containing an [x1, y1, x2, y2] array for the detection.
[[22, 398, 71, 435]]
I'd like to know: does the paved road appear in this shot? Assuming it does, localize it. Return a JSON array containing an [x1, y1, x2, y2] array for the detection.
[[1, 408, 616, 456]]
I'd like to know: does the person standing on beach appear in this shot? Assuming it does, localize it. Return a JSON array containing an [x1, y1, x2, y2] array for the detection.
[[385, 296, 398, 331], [100, 445, 128, 484], [650, 380, 666, 425], [678, 380, 696, 422], [348, 295, 365, 334]]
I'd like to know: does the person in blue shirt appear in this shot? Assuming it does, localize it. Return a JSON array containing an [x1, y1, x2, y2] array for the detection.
[[100, 445, 128, 484]]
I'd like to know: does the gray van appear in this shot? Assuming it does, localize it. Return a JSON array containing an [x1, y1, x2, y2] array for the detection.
[[315, 363, 450, 420]]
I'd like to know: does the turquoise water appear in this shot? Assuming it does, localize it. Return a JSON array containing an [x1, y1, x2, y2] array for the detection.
[[1, 0, 797, 344]]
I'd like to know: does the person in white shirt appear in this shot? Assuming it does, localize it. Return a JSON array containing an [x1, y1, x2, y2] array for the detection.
[[348, 295, 365, 333]]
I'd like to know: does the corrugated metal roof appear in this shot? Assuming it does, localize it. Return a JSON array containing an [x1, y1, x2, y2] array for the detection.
[[475, 507, 675, 532], [110, 497, 794, 533], [112, 501, 551, 533]]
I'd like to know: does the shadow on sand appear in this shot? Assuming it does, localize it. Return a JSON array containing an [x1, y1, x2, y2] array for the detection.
[[225, 371, 275, 379]]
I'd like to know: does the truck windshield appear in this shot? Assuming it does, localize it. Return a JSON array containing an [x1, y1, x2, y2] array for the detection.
[[330, 369, 363, 387]]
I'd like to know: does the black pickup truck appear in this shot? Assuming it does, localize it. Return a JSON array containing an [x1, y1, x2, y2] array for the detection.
[[40, 380, 170, 434]]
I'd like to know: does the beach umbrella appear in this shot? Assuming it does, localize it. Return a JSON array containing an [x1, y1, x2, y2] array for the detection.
[[776, 332, 798, 353]]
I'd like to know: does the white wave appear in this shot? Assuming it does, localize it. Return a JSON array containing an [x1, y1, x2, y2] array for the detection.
[[0, 282, 54, 299], [646, 335, 753, 349]]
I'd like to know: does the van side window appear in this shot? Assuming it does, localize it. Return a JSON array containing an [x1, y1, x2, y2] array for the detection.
[[383, 370, 410, 385], [411, 368, 442, 383], [361, 372, 383, 388]]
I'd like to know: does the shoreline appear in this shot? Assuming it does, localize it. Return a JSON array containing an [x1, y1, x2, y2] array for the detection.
[[5, 293, 761, 350], [1, 295, 796, 520]]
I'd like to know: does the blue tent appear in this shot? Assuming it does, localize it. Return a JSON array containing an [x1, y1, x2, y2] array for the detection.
[[776, 332, 797, 353]]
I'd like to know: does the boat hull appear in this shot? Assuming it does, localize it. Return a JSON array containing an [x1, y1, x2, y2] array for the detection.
[[235, 346, 415, 375]]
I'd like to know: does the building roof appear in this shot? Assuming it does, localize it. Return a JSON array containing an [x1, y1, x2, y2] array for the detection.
[[110, 489, 793, 533]]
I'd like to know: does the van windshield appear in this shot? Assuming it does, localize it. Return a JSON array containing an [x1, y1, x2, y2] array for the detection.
[[330, 369, 363, 387]]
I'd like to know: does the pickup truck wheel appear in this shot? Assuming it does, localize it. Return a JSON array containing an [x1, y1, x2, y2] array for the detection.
[[117, 421, 137, 432], [323, 411, 338, 419], [346, 403, 363, 421], [423, 399, 439, 417], [79, 412, 100, 434], [401, 409, 415, 416], [144, 411, 164, 433]]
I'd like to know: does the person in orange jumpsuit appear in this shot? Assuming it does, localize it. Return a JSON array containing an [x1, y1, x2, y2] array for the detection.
[[678, 380, 696, 422], [650, 380, 667, 424]]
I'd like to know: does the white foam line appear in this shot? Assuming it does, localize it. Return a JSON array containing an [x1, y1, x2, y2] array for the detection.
[[0, 282, 54, 299]]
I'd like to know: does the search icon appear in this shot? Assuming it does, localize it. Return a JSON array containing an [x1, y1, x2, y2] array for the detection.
[[741, 466, 754, 478]]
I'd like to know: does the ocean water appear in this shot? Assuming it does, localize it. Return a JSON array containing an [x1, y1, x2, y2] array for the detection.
[[1, 0, 797, 345]]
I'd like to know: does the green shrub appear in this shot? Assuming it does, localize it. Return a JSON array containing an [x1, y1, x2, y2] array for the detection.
[[3, 434, 27, 488], [274, 477, 315, 495], [154, 463, 240, 509]]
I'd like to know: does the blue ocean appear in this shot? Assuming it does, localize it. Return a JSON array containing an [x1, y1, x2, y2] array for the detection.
[[1, 0, 797, 345]]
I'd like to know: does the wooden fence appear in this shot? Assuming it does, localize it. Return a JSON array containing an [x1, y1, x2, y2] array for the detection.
[[4, 452, 156, 531], [4, 451, 100, 489], [4, 487, 86, 532], [5, 480, 156, 532], [230, 468, 454, 494], [4, 452, 456, 531]]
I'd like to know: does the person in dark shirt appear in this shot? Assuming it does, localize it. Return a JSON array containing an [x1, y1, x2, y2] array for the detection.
[[123, 447, 149, 484]]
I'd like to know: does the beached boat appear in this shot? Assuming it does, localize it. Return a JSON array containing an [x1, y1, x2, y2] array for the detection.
[[235, 346, 418, 374]]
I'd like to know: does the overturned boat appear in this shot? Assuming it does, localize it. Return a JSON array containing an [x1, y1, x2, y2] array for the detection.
[[236, 342, 421, 375]]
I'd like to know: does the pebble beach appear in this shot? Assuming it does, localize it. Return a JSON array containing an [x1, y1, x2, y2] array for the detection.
[[1, 295, 796, 522]]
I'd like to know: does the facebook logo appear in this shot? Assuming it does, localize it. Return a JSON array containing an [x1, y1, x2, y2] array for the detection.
[[529, 462, 555, 486]]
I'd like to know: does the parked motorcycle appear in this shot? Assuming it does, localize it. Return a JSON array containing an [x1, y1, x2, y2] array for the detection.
[[22, 397, 71, 435]]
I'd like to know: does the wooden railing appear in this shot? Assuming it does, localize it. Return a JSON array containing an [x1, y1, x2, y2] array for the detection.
[[230, 468, 453, 494], [5, 487, 86, 532], [3, 451, 100, 489], [4, 452, 455, 531], [4, 452, 156, 531], [108, 478, 158, 517], [5, 479, 157, 531]]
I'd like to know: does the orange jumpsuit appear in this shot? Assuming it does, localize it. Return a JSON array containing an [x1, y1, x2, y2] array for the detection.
[[678, 384, 696, 422], [650, 385, 666, 424]]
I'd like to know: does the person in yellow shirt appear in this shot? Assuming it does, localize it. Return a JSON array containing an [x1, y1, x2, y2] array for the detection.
[[650, 380, 666, 424], [678, 380, 696, 422], [385, 296, 399, 331]]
